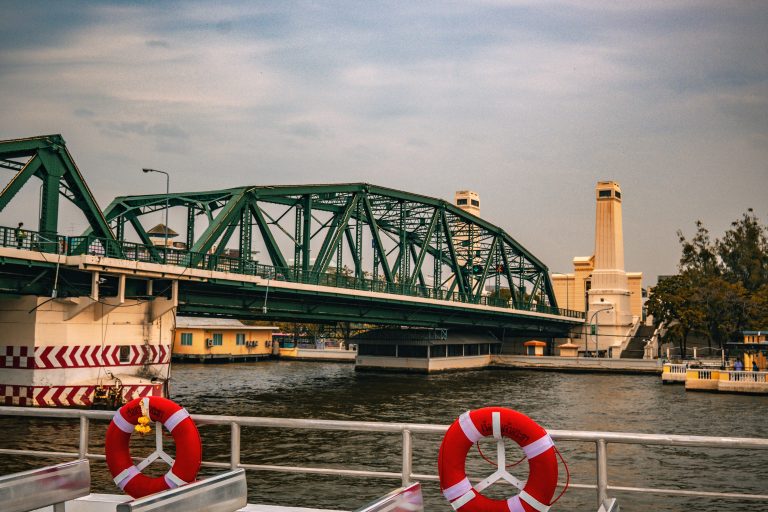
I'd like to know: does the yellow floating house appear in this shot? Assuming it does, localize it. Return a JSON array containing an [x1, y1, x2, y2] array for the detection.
[[172, 317, 278, 363]]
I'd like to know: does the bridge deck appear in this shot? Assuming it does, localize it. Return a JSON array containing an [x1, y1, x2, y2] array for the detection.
[[0, 227, 584, 330]]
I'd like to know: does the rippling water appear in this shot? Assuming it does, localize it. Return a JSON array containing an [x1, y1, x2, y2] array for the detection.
[[2, 361, 767, 511]]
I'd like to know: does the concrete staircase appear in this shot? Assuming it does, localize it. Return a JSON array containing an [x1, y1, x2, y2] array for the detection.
[[621, 324, 656, 359]]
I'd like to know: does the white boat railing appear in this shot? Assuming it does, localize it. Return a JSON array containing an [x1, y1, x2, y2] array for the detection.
[[663, 363, 687, 374], [1, 406, 768, 508], [724, 371, 768, 383]]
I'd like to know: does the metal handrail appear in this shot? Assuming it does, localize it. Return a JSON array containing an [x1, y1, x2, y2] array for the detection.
[[0, 224, 584, 320], [1, 407, 767, 508]]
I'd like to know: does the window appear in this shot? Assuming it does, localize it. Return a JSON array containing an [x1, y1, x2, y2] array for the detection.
[[358, 344, 396, 356], [213, 333, 223, 346], [430, 345, 446, 358], [180, 333, 193, 346], [457, 198, 468, 205], [471, 199, 479, 207], [119, 346, 131, 363], [236, 333, 246, 346], [615, 191, 621, 199], [447, 344, 463, 357], [465, 344, 480, 356], [598, 190, 611, 198], [397, 345, 428, 358]]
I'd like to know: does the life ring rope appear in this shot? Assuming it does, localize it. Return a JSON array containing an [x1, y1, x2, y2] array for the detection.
[[106, 396, 201, 498], [439, 408, 561, 512]]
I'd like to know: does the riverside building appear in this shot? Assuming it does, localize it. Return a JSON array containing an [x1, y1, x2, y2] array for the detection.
[[172, 317, 278, 363]]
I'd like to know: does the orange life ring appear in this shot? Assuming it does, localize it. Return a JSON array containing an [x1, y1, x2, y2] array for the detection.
[[438, 407, 558, 512], [105, 396, 202, 499]]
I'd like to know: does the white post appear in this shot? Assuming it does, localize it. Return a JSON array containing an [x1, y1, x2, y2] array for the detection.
[[91, 271, 100, 302]]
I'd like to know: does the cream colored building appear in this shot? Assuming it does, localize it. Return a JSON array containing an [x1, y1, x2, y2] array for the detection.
[[552, 256, 643, 317], [173, 317, 278, 362], [551, 181, 643, 357]]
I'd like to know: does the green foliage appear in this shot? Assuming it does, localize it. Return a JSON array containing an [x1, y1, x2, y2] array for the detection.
[[717, 209, 768, 292], [650, 210, 768, 353], [488, 287, 511, 301]]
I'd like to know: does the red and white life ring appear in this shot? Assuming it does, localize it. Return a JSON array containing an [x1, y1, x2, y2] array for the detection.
[[105, 396, 202, 499], [438, 407, 558, 512]]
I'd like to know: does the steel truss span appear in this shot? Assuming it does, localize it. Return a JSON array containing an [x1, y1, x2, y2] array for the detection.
[[0, 134, 582, 330], [101, 183, 562, 311]]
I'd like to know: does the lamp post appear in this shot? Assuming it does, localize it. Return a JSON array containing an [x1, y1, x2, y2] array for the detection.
[[142, 168, 170, 262], [587, 304, 614, 357]]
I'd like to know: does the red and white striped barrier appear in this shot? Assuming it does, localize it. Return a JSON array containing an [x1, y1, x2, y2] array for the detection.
[[1, 383, 162, 407], [0, 344, 170, 369]]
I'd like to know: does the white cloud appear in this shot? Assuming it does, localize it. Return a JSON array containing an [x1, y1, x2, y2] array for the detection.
[[0, 0, 766, 282]]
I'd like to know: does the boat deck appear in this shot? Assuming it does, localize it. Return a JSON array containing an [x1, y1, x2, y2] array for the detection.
[[32, 494, 343, 512]]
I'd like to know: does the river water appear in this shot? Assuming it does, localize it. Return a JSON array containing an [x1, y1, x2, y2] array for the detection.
[[2, 361, 767, 511]]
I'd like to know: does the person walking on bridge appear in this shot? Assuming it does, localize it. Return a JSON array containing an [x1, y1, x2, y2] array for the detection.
[[14, 222, 26, 249]]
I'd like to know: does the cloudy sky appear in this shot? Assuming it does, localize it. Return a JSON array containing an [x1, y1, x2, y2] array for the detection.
[[0, 0, 766, 283]]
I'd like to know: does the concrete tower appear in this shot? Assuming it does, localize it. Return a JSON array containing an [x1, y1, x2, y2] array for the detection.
[[454, 191, 480, 266], [588, 181, 633, 355], [454, 190, 480, 217]]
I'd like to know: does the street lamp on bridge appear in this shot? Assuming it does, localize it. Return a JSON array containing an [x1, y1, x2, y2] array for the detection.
[[141, 168, 170, 261]]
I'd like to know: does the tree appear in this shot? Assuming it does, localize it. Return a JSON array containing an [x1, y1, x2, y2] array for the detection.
[[646, 273, 704, 356], [677, 221, 720, 276], [649, 210, 768, 357], [717, 209, 768, 292]]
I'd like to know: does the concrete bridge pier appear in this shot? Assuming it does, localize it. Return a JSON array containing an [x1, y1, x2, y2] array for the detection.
[[0, 271, 175, 407]]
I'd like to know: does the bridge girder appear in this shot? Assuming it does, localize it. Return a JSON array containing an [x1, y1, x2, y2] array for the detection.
[[0, 135, 114, 246], [102, 183, 560, 310]]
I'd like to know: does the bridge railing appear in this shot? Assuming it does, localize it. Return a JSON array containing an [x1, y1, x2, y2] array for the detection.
[[0, 225, 68, 254], [1, 226, 584, 320]]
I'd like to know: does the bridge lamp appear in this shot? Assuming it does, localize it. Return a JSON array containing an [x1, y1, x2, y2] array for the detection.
[[141, 168, 170, 260], [587, 303, 614, 357]]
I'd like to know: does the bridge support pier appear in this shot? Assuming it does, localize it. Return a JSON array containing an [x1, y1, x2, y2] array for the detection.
[[0, 291, 174, 407]]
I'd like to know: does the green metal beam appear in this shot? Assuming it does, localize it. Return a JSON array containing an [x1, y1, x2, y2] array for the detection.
[[440, 208, 468, 301], [239, 205, 252, 262], [343, 226, 361, 277], [214, 221, 239, 258], [187, 206, 195, 249], [527, 272, 543, 308], [409, 243, 426, 289], [127, 214, 162, 262], [500, 243, 521, 308], [473, 235, 497, 303], [37, 155, 62, 244], [313, 195, 357, 275], [189, 190, 248, 264], [408, 209, 439, 287], [301, 195, 312, 273], [249, 200, 288, 271], [362, 194, 394, 284], [0, 155, 42, 212]]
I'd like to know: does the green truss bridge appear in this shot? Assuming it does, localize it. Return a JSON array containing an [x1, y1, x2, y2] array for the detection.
[[0, 134, 583, 336]]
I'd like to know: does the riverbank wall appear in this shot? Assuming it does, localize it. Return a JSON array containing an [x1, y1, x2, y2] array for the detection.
[[490, 355, 661, 374], [282, 348, 356, 363]]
